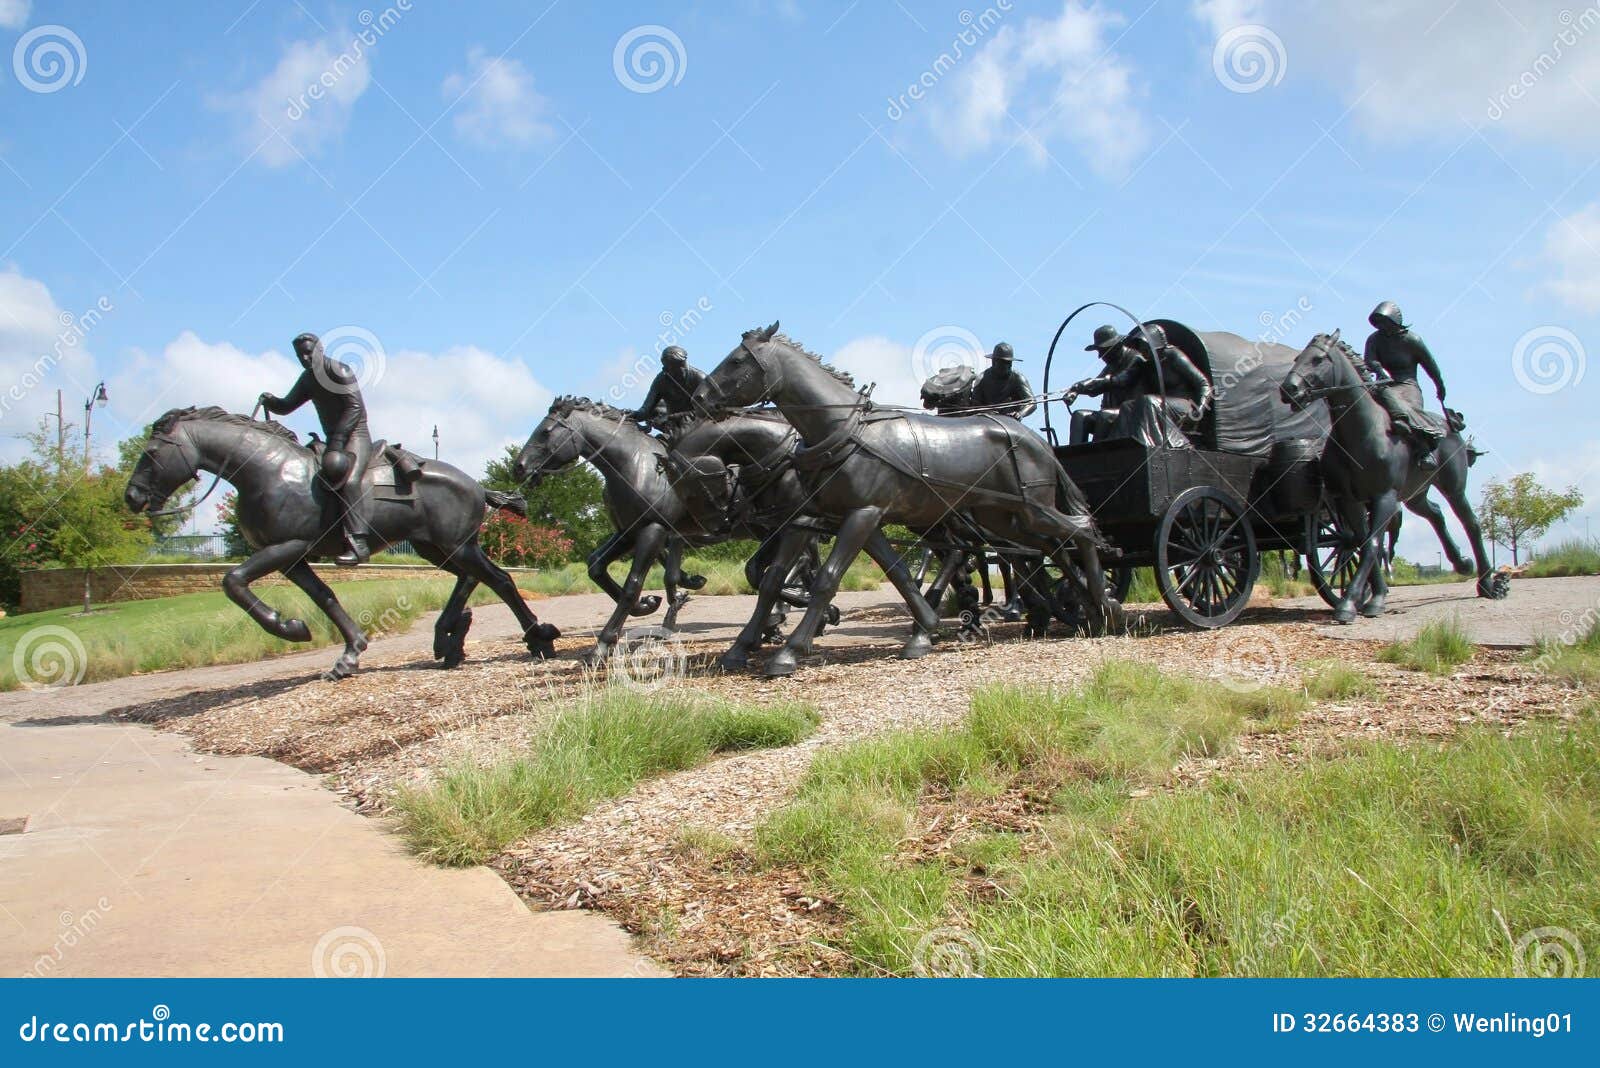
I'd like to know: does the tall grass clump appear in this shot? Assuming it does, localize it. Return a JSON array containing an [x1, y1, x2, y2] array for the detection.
[[1529, 618, 1600, 689], [1377, 617, 1474, 674], [392, 690, 819, 865], [1525, 538, 1600, 578]]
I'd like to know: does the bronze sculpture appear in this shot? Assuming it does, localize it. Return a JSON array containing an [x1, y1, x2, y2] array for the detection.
[[1280, 331, 1505, 624], [258, 333, 373, 566], [629, 345, 707, 431], [1362, 301, 1448, 468], [1066, 324, 1141, 444], [125, 407, 559, 679], [694, 323, 1121, 677], [969, 342, 1036, 418]]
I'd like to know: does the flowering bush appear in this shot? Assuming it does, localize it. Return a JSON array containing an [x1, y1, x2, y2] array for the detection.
[[479, 513, 574, 569]]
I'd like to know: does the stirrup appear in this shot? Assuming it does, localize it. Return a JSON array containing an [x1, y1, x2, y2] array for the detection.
[[335, 539, 370, 567]]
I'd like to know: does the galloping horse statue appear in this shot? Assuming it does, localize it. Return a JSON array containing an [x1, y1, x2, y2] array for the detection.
[[124, 407, 558, 679], [694, 322, 1121, 677], [1280, 332, 1506, 624], [510, 396, 824, 664]]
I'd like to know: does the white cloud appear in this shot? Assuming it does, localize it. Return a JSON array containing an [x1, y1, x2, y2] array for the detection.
[[0, 0, 31, 31], [0, 266, 100, 449], [1193, 1, 1600, 146], [1535, 202, 1600, 313], [107, 333, 549, 483], [219, 35, 372, 167], [442, 48, 553, 148], [934, 1, 1150, 180]]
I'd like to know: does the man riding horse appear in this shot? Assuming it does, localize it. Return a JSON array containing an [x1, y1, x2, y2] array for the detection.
[[630, 345, 707, 433], [1363, 301, 1447, 469], [258, 332, 372, 566]]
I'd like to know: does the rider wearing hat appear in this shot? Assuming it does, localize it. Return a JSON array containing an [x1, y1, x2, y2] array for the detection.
[[1067, 324, 1142, 444], [1363, 300, 1446, 468], [968, 342, 1036, 419], [631, 345, 707, 431], [1068, 323, 1211, 443], [259, 332, 372, 566]]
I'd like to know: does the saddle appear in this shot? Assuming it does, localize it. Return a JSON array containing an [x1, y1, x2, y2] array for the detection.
[[662, 451, 737, 530], [307, 436, 427, 498]]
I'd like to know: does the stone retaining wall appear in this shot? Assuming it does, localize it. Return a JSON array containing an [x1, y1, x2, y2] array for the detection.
[[18, 563, 539, 614]]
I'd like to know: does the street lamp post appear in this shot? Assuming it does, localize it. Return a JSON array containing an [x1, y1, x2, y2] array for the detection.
[[83, 381, 108, 470], [432, 424, 439, 459]]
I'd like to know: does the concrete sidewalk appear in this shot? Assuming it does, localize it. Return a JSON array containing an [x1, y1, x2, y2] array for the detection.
[[0, 718, 659, 977]]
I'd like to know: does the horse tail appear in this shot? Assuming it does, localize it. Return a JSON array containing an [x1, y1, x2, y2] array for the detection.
[[484, 489, 528, 518], [1053, 461, 1108, 548]]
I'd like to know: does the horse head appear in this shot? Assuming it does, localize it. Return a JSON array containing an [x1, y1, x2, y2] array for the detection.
[[124, 408, 203, 513], [695, 321, 782, 413], [512, 396, 633, 485], [1280, 329, 1357, 411]]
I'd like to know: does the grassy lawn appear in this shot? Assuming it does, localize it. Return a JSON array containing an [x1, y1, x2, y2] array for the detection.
[[391, 688, 820, 865], [0, 577, 496, 691], [1525, 539, 1600, 578], [521, 553, 887, 599], [749, 661, 1598, 976]]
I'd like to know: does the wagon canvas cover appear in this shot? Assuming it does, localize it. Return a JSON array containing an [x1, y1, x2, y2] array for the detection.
[[1155, 321, 1329, 456]]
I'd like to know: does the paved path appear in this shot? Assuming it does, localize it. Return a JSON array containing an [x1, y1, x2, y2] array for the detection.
[[1277, 574, 1599, 648], [0, 585, 903, 978]]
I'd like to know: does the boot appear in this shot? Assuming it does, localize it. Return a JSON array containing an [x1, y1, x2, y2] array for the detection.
[[335, 535, 370, 567]]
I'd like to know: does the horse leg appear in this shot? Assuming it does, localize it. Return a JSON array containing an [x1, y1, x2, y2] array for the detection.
[[1330, 497, 1374, 624], [661, 537, 691, 631], [1404, 492, 1471, 575], [997, 555, 1022, 620], [282, 560, 369, 680], [589, 524, 669, 665], [454, 540, 559, 659], [1335, 493, 1397, 623], [409, 539, 477, 665], [588, 532, 662, 616], [1440, 483, 1505, 598], [223, 541, 316, 643], [722, 526, 811, 671], [765, 508, 882, 677], [862, 529, 943, 660]]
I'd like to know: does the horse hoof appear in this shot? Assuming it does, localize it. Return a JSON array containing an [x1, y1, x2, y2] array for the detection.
[[528, 642, 556, 661], [899, 634, 934, 660], [681, 573, 708, 591], [1478, 573, 1511, 600], [764, 649, 798, 677], [632, 595, 662, 617], [440, 653, 465, 669], [282, 618, 312, 643], [1359, 599, 1386, 619], [718, 650, 749, 673], [826, 605, 841, 626], [1331, 609, 1356, 625]]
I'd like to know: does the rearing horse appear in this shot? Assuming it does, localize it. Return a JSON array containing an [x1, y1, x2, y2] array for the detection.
[[1280, 331, 1505, 624], [124, 407, 558, 679], [694, 323, 1120, 677]]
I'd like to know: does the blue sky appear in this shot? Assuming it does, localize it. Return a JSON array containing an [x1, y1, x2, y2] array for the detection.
[[1, 0, 1597, 557]]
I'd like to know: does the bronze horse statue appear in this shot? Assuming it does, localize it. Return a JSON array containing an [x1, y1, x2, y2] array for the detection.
[[694, 323, 1121, 677], [510, 397, 828, 664], [124, 407, 558, 679], [1280, 332, 1506, 624]]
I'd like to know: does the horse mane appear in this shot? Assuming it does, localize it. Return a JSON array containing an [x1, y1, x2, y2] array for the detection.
[[742, 326, 856, 388], [152, 405, 301, 443], [1308, 332, 1373, 383], [547, 394, 634, 421]]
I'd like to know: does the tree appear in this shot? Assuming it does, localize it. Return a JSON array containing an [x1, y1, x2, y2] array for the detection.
[[481, 446, 609, 559], [1479, 473, 1584, 566]]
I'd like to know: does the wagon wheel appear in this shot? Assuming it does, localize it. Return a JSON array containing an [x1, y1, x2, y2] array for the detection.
[[1303, 495, 1360, 609], [1154, 485, 1258, 628]]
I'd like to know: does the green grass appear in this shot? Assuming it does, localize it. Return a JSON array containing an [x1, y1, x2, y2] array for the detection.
[[391, 690, 820, 866], [750, 662, 1599, 976], [0, 577, 495, 690], [1302, 660, 1378, 700], [1529, 618, 1600, 689], [1526, 539, 1600, 578], [1377, 617, 1475, 675]]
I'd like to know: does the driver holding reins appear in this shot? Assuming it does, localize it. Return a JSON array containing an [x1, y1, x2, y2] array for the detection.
[[259, 333, 372, 566]]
